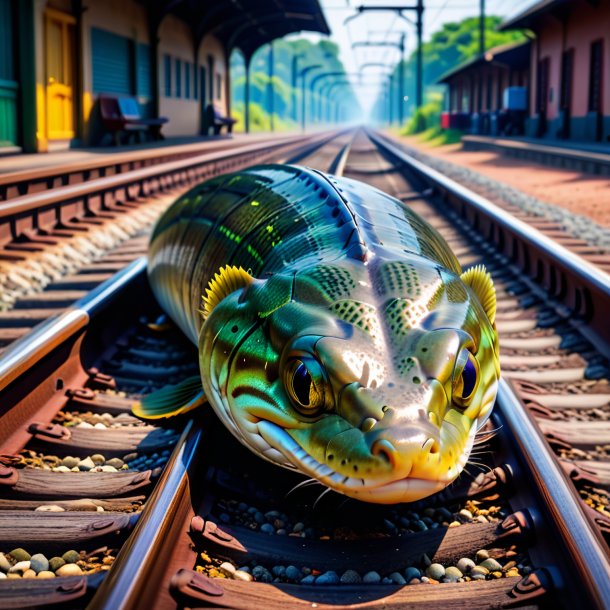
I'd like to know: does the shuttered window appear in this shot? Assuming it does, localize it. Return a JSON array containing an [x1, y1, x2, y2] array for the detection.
[[91, 27, 132, 94], [137, 43, 151, 98], [185, 62, 191, 99], [175, 58, 182, 97], [0, 0, 14, 81], [164, 55, 171, 97]]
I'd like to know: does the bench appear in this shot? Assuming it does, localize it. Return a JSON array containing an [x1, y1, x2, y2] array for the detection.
[[205, 103, 237, 135], [99, 95, 168, 145]]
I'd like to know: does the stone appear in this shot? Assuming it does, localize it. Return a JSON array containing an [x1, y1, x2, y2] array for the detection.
[[0, 572, 6, 579], [30, 554, 49, 574], [37, 571, 56, 579], [252, 566, 272, 583], [404, 567, 421, 581], [301, 574, 315, 584], [22, 569, 37, 579], [61, 456, 79, 468], [362, 571, 381, 583], [459, 509, 473, 520], [315, 571, 340, 585], [9, 561, 31, 574], [77, 457, 95, 471], [480, 558, 502, 572], [260, 523, 275, 534], [340, 569, 361, 584], [444, 567, 463, 582], [388, 572, 406, 585], [106, 458, 124, 469], [271, 565, 286, 578], [219, 562, 236, 577], [285, 566, 301, 581], [456, 558, 475, 573], [49, 557, 65, 572], [470, 566, 489, 577], [0, 553, 11, 572], [56, 564, 83, 577], [426, 564, 445, 580], [9, 548, 31, 562], [91, 454, 105, 465], [234, 569, 253, 581], [475, 549, 489, 562], [61, 550, 80, 564], [35, 505, 65, 512], [292, 522, 305, 533], [53, 466, 71, 473]]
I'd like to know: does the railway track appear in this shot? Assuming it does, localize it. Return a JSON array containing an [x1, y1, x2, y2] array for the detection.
[[0, 132, 341, 352], [0, 128, 609, 609]]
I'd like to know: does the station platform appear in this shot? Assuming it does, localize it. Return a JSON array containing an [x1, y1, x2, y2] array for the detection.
[[461, 135, 610, 176], [0, 133, 282, 175]]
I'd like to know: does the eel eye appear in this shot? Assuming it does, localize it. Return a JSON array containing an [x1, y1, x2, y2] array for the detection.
[[287, 358, 327, 416], [453, 350, 479, 407]]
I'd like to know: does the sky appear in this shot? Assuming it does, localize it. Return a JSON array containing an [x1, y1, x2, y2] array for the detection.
[[295, 0, 539, 114]]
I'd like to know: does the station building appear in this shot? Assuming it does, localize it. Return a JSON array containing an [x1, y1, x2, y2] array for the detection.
[[439, 0, 610, 143], [438, 40, 531, 136], [0, 0, 328, 153], [499, 0, 610, 142]]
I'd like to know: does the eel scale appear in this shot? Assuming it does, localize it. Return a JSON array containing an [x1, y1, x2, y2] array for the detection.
[[135, 164, 500, 504]]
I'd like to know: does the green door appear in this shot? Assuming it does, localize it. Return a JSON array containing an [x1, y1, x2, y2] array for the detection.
[[0, 0, 17, 147]]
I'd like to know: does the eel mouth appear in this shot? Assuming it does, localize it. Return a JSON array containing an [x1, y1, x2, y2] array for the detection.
[[257, 420, 475, 504]]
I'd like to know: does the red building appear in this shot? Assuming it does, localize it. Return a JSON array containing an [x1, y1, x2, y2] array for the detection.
[[500, 0, 610, 142], [438, 40, 531, 135]]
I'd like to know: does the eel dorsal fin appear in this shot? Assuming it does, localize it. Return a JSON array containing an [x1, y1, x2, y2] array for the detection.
[[201, 265, 254, 319], [460, 264, 496, 325]]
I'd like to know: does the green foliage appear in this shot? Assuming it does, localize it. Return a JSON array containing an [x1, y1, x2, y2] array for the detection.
[[378, 16, 525, 125], [230, 38, 360, 130], [231, 102, 297, 133], [401, 92, 443, 135]]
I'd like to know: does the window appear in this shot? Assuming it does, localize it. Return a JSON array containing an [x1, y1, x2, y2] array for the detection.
[[185, 62, 191, 99], [486, 73, 493, 110], [588, 40, 603, 112], [193, 65, 198, 100], [164, 54, 171, 97], [175, 58, 182, 98], [560, 49, 574, 111], [216, 73, 221, 100]]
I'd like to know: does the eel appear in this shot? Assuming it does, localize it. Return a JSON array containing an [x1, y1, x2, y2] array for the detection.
[[134, 164, 500, 504]]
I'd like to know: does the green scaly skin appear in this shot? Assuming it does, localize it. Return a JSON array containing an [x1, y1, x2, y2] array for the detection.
[[147, 164, 500, 504]]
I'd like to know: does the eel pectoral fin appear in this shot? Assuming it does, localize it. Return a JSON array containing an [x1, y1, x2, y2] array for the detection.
[[132, 375, 205, 419]]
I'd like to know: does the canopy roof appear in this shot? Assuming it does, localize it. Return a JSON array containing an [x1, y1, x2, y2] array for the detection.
[[437, 40, 531, 84], [146, 0, 330, 59], [499, 0, 572, 31]]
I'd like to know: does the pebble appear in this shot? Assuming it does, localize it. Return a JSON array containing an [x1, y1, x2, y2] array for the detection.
[[100, 465, 118, 473], [340, 569, 361, 584], [48, 557, 65, 572], [252, 566, 272, 583], [219, 562, 236, 577], [77, 457, 95, 471], [30, 554, 49, 574], [362, 571, 381, 583], [61, 456, 79, 468], [9, 561, 31, 574], [436, 507, 453, 522], [292, 522, 305, 533], [76, 421, 94, 429], [420, 576, 430, 583], [35, 505, 65, 512], [475, 549, 489, 562], [315, 571, 339, 585], [471, 566, 489, 577], [23, 569, 37, 579], [56, 564, 83, 577], [61, 550, 80, 564], [123, 453, 138, 462], [0, 553, 11, 572], [444, 567, 462, 582], [479, 558, 502, 572], [0, 572, 6, 579], [107, 458, 124, 469], [404, 567, 421, 581], [388, 572, 406, 585], [37, 571, 56, 579], [272, 566, 286, 578], [301, 574, 315, 584], [53, 466, 71, 473], [457, 558, 475, 573], [421, 553, 432, 567], [260, 523, 275, 535], [91, 454, 105, 465], [459, 509, 473, 520], [426, 564, 445, 580], [285, 565, 301, 581], [10, 548, 31, 562], [94, 423, 107, 429], [234, 569, 253, 581]]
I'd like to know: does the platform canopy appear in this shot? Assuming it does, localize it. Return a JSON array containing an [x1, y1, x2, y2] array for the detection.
[[499, 0, 571, 30], [437, 40, 531, 84], [146, 0, 330, 59]]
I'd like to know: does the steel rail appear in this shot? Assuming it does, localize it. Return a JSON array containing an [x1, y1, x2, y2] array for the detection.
[[87, 419, 202, 610], [368, 129, 610, 350], [1, 133, 327, 219], [0, 257, 147, 392], [498, 379, 610, 610], [0, 134, 285, 193]]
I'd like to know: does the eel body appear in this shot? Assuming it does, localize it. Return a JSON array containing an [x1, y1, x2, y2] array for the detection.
[[143, 164, 500, 504]]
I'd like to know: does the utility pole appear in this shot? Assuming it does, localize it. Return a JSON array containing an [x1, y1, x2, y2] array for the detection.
[[416, 0, 424, 109], [267, 42, 274, 131], [291, 53, 304, 124], [244, 56, 251, 133], [399, 33, 405, 124], [300, 64, 322, 132], [479, 0, 485, 56]]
